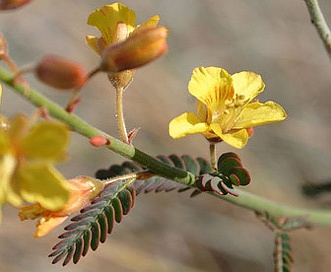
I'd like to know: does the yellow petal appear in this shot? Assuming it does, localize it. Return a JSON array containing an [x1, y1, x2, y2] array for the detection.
[[169, 112, 209, 138], [17, 163, 70, 211], [232, 71, 265, 102], [0, 154, 22, 207], [8, 114, 28, 142], [188, 67, 233, 109], [210, 123, 249, 149], [196, 100, 208, 123], [20, 121, 69, 161], [233, 101, 287, 129], [87, 3, 136, 45], [35, 215, 67, 237], [0, 127, 11, 154], [85, 36, 99, 54], [135, 15, 160, 32], [19, 203, 46, 220]]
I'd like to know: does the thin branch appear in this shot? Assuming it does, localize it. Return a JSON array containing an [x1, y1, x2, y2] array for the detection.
[[1, 65, 331, 226], [304, 0, 331, 59]]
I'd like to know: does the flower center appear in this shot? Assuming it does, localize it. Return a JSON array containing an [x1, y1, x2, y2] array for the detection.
[[213, 94, 247, 132]]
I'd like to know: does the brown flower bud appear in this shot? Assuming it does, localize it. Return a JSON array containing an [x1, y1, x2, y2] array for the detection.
[[0, 0, 32, 10], [100, 26, 168, 73], [35, 56, 87, 90]]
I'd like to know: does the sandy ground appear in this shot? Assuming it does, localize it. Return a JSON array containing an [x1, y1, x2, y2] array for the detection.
[[1, 0, 331, 271]]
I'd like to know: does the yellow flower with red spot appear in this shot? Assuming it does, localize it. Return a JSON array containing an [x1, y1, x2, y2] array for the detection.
[[169, 67, 287, 149], [0, 113, 70, 221], [19, 176, 104, 237]]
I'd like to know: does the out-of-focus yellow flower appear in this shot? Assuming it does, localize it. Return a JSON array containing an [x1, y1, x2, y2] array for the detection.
[[0, 114, 70, 221], [19, 176, 104, 237], [86, 2, 159, 55], [169, 67, 287, 149]]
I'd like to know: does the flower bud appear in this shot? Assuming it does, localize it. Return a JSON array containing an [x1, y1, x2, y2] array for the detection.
[[35, 56, 87, 90], [0, 0, 32, 10], [90, 135, 110, 147], [100, 26, 168, 73]]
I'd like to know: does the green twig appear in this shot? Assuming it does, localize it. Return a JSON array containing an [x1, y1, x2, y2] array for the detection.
[[1, 65, 331, 226], [304, 0, 331, 59]]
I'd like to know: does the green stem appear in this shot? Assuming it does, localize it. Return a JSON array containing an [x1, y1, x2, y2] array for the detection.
[[209, 142, 217, 172], [0, 66, 193, 186], [217, 189, 331, 226], [1, 65, 331, 226], [115, 87, 129, 144], [304, 0, 331, 59]]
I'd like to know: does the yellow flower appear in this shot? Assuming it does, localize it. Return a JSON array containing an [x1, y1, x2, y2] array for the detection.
[[0, 114, 70, 221], [85, 3, 160, 90], [19, 176, 104, 237], [169, 67, 287, 149], [86, 2, 159, 55]]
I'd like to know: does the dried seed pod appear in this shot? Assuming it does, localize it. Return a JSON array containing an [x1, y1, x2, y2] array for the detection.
[[35, 56, 87, 90]]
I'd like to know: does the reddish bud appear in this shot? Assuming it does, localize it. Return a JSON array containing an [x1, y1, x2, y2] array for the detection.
[[0, 0, 32, 10], [100, 26, 168, 73], [35, 56, 87, 90], [90, 135, 110, 147]]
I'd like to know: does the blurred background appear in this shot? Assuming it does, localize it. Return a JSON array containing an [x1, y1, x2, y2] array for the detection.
[[1, 0, 331, 271]]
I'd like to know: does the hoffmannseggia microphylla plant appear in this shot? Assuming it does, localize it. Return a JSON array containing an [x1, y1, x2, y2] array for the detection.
[[0, 1, 331, 270]]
